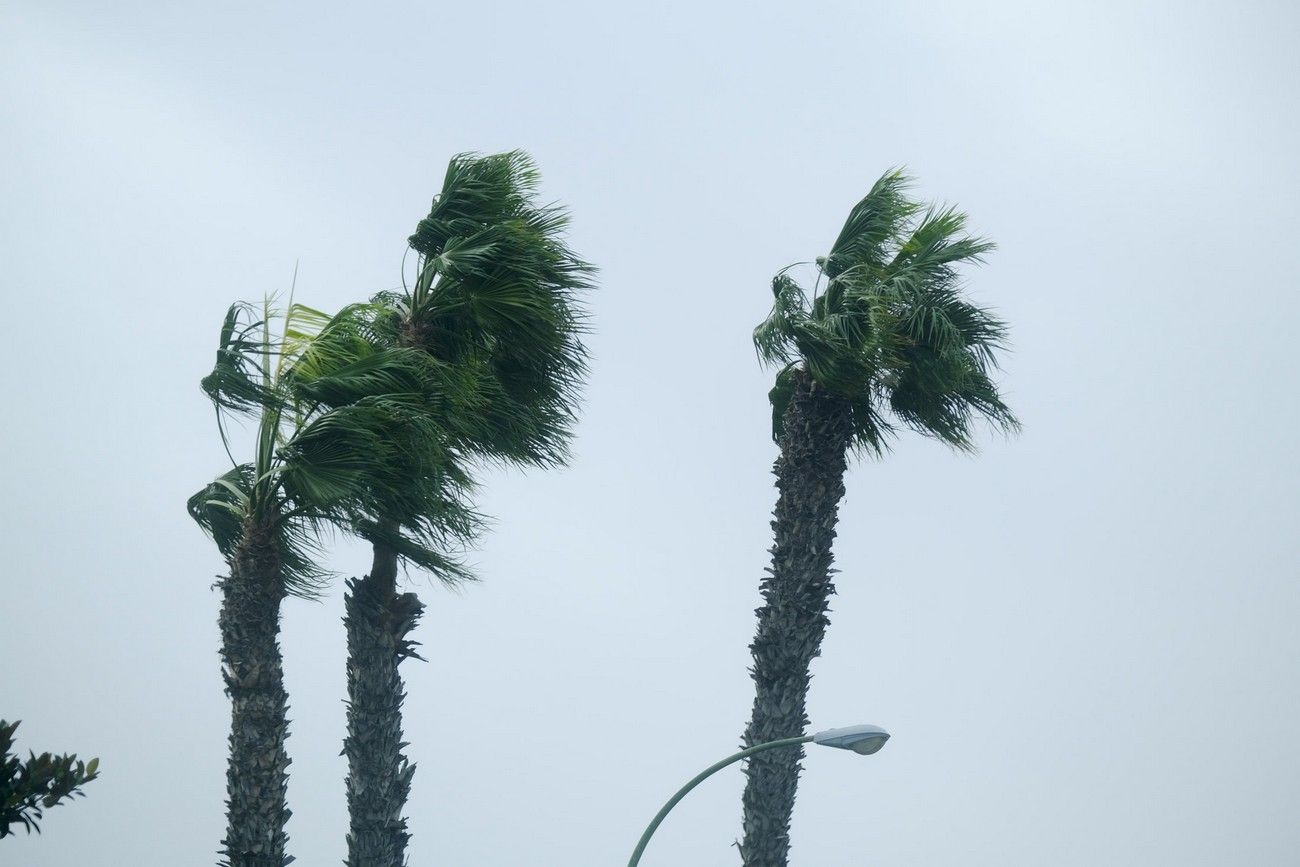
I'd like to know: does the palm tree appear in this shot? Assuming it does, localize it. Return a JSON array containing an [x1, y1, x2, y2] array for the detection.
[[189, 299, 475, 867], [321, 151, 591, 867], [740, 170, 1019, 866]]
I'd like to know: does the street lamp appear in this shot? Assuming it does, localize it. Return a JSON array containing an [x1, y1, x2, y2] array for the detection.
[[626, 724, 890, 866]]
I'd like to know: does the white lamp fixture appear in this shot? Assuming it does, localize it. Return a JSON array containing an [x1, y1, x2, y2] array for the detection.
[[812, 724, 891, 755]]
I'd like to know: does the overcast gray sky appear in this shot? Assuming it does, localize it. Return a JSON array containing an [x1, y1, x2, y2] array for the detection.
[[3, 1, 1298, 864]]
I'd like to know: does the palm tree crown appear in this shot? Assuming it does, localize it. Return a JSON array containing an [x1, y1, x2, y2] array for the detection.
[[188, 297, 481, 598], [395, 149, 593, 467], [753, 168, 1019, 453], [263, 149, 593, 581]]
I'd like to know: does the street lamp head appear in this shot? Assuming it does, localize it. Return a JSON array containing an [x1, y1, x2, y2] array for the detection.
[[811, 724, 890, 756]]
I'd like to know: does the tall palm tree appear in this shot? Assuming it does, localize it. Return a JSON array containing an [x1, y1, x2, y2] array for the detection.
[[740, 170, 1019, 866], [189, 299, 475, 867], [319, 151, 591, 867]]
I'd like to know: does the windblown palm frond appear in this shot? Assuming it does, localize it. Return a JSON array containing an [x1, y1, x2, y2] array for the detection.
[[822, 168, 921, 280], [199, 302, 281, 416], [200, 300, 333, 417], [754, 169, 1019, 454], [408, 151, 539, 258], [187, 463, 256, 562]]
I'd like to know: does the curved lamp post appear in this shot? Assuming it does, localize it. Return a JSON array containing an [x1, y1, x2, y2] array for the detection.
[[627, 724, 889, 867]]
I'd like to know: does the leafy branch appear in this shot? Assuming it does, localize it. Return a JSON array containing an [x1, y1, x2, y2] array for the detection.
[[1, 720, 99, 838]]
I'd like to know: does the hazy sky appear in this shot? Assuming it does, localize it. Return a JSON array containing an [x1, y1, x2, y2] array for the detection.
[[3, 1, 1297, 864]]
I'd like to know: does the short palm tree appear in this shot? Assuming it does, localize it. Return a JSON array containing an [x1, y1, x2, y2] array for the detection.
[[740, 170, 1019, 866], [189, 299, 474, 867], [322, 151, 591, 867]]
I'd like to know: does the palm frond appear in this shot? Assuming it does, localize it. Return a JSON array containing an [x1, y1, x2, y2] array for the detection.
[[889, 205, 994, 276], [199, 302, 281, 416], [279, 302, 334, 375], [754, 273, 807, 367], [846, 388, 896, 457], [822, 168, 922, 280], [408, 150, 540, 258], [276, 405, 400, 510], [187, 464, 256, 559], [271, 514, 334, 598], [887, 343, 1018, 449]]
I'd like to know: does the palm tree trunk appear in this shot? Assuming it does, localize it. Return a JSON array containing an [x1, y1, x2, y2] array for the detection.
[[219, 524, 293, 867], [739, 369, 854, 867], [343, 538, 424, 867]]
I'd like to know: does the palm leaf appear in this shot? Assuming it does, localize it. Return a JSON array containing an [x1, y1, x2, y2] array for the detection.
[[823, 168, 921, 279], [187, 464, 256, 559]]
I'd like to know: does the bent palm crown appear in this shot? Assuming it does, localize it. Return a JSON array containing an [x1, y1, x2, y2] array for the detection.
[[191, 151, 592, 598], [754, 169, 1019, 453], [188, 298, 481, 597], [269, 150, 592, 581], [396, 149, 592, 468]]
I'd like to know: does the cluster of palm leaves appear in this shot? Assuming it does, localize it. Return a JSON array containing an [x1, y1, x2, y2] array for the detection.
[[188, 151, 590, 867], [186, 158, 1015, 867], [754, 169, 1017, 454]]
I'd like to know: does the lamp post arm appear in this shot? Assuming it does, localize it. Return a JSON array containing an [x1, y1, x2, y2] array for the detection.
[[626, 735, 813, 867]]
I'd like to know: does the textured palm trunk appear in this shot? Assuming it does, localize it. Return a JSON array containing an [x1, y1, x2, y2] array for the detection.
[[739, 369, 853, 867], [343, 539, 424, 867], [219, 524, 293, 867]]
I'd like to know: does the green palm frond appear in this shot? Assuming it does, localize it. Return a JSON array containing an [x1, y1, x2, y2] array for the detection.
[[187, 463, 256, 559], [199, 302, 281, 416], [199, 299, 333, 416], [270, 513, 333, 598], [279, 302, 335, 375], [888, 205, 993, 277], [757, 169, 1018, 452], [276, 407, 390, 510], [408, 151, 539, 258], [823, 168, 922, 280], [753, 273, 807, 367], [289, 346, 470, 421]]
